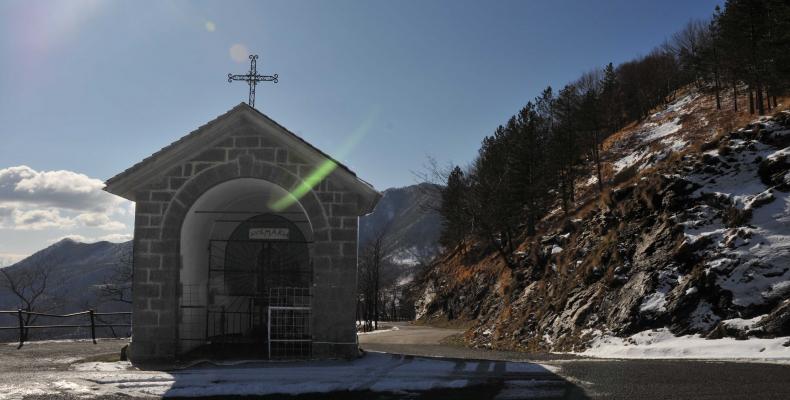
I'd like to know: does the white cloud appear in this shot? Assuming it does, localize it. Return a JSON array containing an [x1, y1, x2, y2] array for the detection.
[[0, 252, 27, 267], [10, 208, 76, 230], [0, 165, 123, 213], [75, 212, 126, 231], [0, 166, 131, 232]]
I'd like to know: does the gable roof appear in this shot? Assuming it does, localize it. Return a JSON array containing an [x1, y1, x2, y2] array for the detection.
[[104, 103, 380, 211]]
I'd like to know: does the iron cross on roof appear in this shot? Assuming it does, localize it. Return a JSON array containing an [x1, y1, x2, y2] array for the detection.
[[227, 54, 278, 108]]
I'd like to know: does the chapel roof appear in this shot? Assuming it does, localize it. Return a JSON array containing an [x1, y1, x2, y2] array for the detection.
[[104, 103, 379, 206]]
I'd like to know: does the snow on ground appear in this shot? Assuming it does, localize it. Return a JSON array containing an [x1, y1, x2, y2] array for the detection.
[[4, 338, 104, 347], [640, 117, 682, 142], [591, 113, 790, 364], [611, 91, 702, 174], [0, 353, 555, 399], [71, 361, 133, 371], [613, 148, 651, 172], [681, 137, 790, 308], [651, 92, 700, 119], [722, 315, 766, 330], [357, 325, 400, 335], [575, 329, 790, 363]]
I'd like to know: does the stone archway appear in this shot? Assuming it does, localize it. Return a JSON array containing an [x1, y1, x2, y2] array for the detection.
[[158, 156, 329, 356]]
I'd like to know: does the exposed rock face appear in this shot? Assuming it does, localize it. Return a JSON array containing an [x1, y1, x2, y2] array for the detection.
[[417, 110, 790, 352]]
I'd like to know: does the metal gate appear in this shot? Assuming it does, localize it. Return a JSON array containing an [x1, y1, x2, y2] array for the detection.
[[179, 213, 313, 359], [267, 287, 312, 359]]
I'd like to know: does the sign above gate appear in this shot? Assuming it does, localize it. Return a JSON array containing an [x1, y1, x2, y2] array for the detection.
[[249, 227, 290, 240]]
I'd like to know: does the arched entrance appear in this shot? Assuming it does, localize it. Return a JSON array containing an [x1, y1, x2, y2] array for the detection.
[[177, 177, 315, 359], [207, 214, 312, 358]]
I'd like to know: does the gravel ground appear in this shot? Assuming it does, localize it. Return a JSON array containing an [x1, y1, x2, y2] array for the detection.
[[0, 338, 128, 373]]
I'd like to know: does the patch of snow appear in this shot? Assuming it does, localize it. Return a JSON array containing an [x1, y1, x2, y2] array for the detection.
[[662, 136, 688, 152], [681, 137, 790, 308], [766, 146, 790, 162], [71, 361, 133, 372], [689, 301, 721, 331], [613, 148, 651, 173], [5, 338, 124, 347], [722, 315, 766, 331], [642, 117, 682, 142], [550, 245, 563, 254], [575, 328, 790, 362], [19, 353, 556, 398], [357, 325, 400, 336], [639, 292, 667, 314], [651, 92, 698, 119]]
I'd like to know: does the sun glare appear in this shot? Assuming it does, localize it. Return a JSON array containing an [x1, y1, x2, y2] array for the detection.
[[270, 107, 380, 212], [230, 43, 250, 63]]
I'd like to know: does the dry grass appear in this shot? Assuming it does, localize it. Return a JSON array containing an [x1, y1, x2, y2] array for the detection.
[[421, 86, 790, 345]]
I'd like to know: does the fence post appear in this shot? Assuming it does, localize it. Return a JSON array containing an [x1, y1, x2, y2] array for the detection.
[[17, 309, 24, 349], [89, 310, 96, 344]]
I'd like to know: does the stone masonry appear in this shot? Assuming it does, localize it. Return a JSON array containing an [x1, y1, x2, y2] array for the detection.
[[105, 105, 379, 363]]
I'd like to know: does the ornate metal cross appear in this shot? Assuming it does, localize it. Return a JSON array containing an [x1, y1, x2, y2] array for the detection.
[[228, 54, 278, 108]]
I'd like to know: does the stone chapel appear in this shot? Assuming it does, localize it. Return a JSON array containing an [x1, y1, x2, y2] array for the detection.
[[104, 103, 381, 362]]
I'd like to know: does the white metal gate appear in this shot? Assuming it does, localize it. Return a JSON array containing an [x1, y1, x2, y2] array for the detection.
[[267, 287, 312, 359]]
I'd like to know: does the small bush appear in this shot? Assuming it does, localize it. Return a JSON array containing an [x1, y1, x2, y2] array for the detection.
[[722, 206, 751, 228]]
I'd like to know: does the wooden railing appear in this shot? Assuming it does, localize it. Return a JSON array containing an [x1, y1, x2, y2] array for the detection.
[[0, 309, 131, 348]]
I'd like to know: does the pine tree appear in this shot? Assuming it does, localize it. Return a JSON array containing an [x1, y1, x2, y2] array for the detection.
[[439, 166, 469, 249]]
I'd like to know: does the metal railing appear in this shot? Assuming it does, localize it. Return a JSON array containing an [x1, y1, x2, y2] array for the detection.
[[0, 309, 131, 348]]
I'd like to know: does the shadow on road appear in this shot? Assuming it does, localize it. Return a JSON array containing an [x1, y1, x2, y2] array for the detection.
[[160, 353, 591, 399]]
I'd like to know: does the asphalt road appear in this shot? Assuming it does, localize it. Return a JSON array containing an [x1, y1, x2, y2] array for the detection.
[[359, 322, 790, 400], [2, 329, 789, 399]]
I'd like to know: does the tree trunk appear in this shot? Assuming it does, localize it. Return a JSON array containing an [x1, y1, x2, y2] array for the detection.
[[732, 79, 738, 112], [756, 82, 765, 116], [713, 48, 721, 110], [373, 260, 379, 331], [749, 85, 755, 114]]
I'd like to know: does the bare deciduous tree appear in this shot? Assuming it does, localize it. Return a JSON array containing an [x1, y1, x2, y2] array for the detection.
[[0, 257, 63, 341], [98, 247, 133, 305], [357, 228, 391, 332]]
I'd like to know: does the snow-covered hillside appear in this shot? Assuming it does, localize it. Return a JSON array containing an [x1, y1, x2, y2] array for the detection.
[[416, 89, 790, 360]]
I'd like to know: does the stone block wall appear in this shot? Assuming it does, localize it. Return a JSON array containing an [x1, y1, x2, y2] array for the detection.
[[129, 127, 363, 362]]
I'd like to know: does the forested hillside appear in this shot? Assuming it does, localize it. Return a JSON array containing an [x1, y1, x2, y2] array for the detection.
[[418, 0, 790, 351]]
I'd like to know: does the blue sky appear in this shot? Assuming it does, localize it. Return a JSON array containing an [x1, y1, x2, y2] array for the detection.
[[0, 0, 721, 260]]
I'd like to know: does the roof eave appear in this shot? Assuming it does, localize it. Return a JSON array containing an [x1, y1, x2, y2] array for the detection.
[[103, 103, 382, 207]]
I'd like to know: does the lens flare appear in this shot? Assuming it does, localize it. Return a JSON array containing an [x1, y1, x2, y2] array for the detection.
[[205, 21, 216, 32], [229, 44, 249, 63], [269, 107, 380, 212]]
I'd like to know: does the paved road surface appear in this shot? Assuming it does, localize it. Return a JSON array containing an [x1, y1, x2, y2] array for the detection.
[[2, 329, 788, 399], [359, 322, 790, 399]]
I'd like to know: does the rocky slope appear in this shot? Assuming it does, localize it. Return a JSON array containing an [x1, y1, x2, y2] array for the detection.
[[417, 90, 790, 352]]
